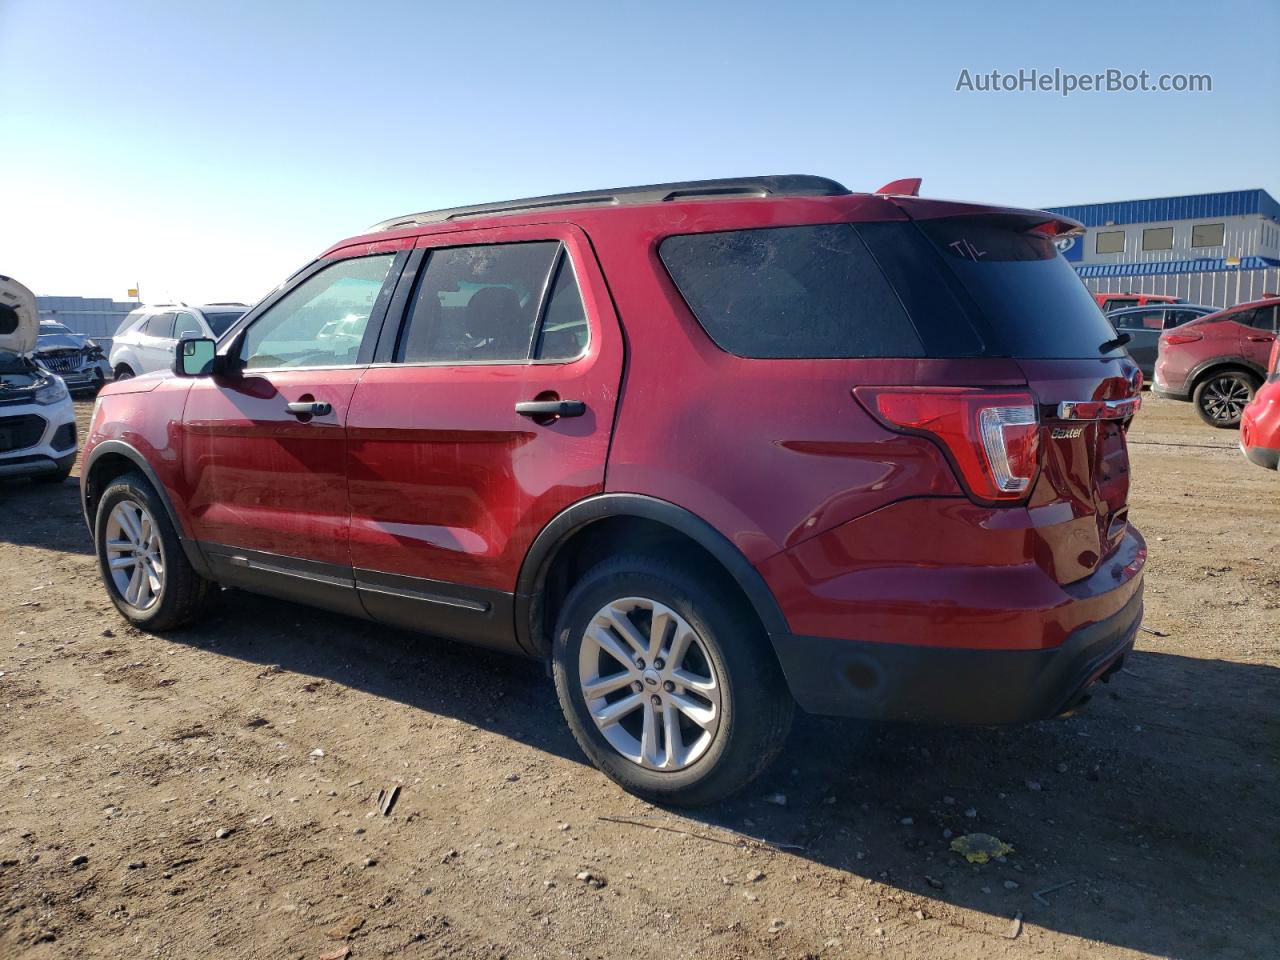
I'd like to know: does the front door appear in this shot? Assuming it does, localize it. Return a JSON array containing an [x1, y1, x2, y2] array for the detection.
[[181, 250, 405, 615], [345, 224, 623, 651]]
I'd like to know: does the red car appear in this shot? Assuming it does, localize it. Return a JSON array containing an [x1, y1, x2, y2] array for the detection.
[[80, 175, 1146, 805], [1153, 297, 1280, 427], [1241, 340, 1280, 470], [1093, 292, 1181, 313]]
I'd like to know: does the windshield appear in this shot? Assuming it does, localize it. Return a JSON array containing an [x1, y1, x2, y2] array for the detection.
[[204, 311, 244, 337], [40, 323, 73, 335]]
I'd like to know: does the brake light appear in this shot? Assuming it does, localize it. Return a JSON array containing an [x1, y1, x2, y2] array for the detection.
[[855, 387, 1040, 503], [1162, 331, 1203, 345]]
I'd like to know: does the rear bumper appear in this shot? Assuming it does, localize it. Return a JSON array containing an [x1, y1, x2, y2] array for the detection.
[[1241, 442, 1280, 470], [774, 584, 1142, 724]]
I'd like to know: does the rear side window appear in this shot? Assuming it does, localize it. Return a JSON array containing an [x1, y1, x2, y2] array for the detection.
[[397, 242, 585, 363], [1248, 305, 1278, 331], [1113, 309, 1165, 331], [659, 224, 925, 359]]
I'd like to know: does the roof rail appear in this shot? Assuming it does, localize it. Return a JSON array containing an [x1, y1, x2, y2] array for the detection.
[[369, 175, 850, 232]]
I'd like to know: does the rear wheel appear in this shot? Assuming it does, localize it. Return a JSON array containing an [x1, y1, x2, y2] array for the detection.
[[1193, 370, 1257, 428], [551, 554, 793, 806], [94, 471, 212, 630]]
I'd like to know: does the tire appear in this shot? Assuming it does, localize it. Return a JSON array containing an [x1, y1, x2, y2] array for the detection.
[[113, 364, 135, 381], [93, 471, 212, 630], [551, 554, 793, 806], [1193, 370, 1257, 428]]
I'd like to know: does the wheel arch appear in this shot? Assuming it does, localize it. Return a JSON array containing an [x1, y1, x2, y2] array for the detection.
[[1188, 357, 1264, 392], [515, 494, 789, 659], [81, 440, 209, 575]]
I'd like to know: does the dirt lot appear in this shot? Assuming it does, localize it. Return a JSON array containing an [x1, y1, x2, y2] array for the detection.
[[1, 396, 1277, 960]]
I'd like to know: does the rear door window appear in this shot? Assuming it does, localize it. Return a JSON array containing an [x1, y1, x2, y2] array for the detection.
[[1113, 309, 1165, 331], [659, 224, 925, 359], [396, 241, 578, 363], [1248, 305, 1278, 331]]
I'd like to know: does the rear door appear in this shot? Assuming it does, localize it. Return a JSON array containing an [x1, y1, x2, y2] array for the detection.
[[1243, 304, 1278, 369], [182, 248, 407, 614], [909, 217, 1143, 585], [139, 312, 176, 371], [345, 223, 623, 651]]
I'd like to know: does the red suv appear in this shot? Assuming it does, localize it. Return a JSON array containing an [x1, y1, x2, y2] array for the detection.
[[81, 176, 1146, 805], [1241, 340, 1280, 470], [1153, 297, 1280, 427]]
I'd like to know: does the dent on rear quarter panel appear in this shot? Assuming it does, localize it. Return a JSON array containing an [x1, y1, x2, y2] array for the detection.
[[86, 377, 195, 528]]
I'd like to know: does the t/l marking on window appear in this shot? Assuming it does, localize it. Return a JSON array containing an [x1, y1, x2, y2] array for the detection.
[[947, 238, 987, 261]]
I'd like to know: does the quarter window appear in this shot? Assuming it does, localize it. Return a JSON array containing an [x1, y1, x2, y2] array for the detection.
[[1142, 227, 1173, 251], [1191, 223, 1225, 247], [1248, 305, 1278, 331], [1095, 231, 1126, 255], [396, 242, 585, 364], [241, 254, 394, 370]]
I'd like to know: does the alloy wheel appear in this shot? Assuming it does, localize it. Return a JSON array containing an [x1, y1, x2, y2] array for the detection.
[[1201, 376, 1250, 424], [104, 499, 165, 610], [578, 597, 722, 771]]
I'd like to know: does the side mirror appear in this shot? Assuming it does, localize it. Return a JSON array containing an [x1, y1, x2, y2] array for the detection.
[[175, 338, 216, 377]]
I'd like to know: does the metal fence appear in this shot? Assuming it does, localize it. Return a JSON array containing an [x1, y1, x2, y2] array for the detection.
[[1081, 267, 1280, 308], [36, 296, 138, 353]]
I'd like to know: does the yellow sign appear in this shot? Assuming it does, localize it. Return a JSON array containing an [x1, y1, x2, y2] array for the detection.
[[127, 288, 139, 298]]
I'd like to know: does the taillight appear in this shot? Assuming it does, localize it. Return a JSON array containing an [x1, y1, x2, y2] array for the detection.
[[1269, 339, 1279, 375], [855, 387, 1040, 504], [1162, 331, 1203, 346]]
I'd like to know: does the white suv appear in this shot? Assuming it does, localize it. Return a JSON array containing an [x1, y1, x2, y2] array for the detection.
[[108, 303, 246, 380], [0, 276, 77, 484]]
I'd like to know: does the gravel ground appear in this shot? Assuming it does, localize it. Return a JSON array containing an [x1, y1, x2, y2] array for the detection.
[[0, 395, 1276, 959]]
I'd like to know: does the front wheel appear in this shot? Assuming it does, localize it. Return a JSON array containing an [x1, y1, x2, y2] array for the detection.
[[1193, 371, 1257, 428], [551, 554, 793, 806], [94, 471, 212, 630], [113, 364, 135, 381]]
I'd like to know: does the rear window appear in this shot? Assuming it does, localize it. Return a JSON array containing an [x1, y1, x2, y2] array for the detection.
[[204, 311, 243, 337], [917, 218, 1125, 359], [661, 218, 1124, 361]]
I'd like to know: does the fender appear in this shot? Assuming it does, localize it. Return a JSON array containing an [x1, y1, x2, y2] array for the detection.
[[80, 439, 211, 577], [514, 493, 790, 657]]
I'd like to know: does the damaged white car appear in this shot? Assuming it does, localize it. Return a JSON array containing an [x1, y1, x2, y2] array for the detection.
[[0, 275, 77, 484]]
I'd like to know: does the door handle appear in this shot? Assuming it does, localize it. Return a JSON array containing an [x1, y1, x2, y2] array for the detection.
[[286, 401, 332, 417], [515, 399, 586, 419], [1247, 334, 1275, 342]]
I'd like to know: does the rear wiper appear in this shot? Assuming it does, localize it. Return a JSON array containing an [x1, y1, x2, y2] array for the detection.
[[1099, 332, 1131, 353]]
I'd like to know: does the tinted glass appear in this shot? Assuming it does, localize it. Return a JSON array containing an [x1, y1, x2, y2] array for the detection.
[[1113, 309, 1164, 331], [204, 311, 243, 337], [1166, 310, 1200, 328], [660, 224, 925, 359], [535, 256, 589, 360], [40, 322, 73, 334], [398, 242, 559, 363], [918, 219, 1126, 359], [145, 313, 176, 337], [1095, 231, 1126, 254], [1248, 305, 1278, 331], [1142, 227, 1173, 251], [241, 254, 393, 369], [1192, 223, 1225, 247], [173, 312, 203, 339]]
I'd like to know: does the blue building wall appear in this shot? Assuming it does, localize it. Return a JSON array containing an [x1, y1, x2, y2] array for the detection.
[[37, 295, 138, 348]]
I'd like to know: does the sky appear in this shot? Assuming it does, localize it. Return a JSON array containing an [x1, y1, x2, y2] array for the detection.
[[1, 0, 1276, 305]]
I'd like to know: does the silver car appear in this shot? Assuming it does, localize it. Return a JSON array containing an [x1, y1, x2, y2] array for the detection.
[[35, 320, 112, 394], [108, 303, 246, 379]]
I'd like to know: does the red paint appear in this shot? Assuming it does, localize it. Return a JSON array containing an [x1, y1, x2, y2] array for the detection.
[[1154, 296, 1279, 397], [84, 183, 1145, 670], [1241, 340, 1280, 469]]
